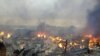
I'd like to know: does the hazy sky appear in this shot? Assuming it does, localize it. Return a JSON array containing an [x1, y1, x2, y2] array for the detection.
[[0, 0, 97, 28]]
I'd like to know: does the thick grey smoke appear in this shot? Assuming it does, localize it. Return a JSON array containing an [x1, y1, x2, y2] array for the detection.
[[88, 0, 100, 37], [0, 0, 97, 28]]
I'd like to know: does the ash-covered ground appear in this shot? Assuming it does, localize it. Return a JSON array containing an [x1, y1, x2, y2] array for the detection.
[[0, 25, 100, 56]]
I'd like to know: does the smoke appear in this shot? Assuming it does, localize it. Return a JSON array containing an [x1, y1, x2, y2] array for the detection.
[[0, 0, 97, 28], [88, 0, 100, 37]]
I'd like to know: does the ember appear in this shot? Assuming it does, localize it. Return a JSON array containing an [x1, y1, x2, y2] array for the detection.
[[6, 33, 12, 39], [36, 32, 47, 38], [84, 34, 100, 49], [0, 32, 4, 36], [58, 43, 63, 48]]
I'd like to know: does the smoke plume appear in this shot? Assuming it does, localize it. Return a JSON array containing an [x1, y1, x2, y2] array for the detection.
[[0, 0, 97, 29], [88, 0, 100, 37]]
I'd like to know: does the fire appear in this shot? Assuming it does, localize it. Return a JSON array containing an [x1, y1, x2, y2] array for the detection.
[[80, 45, 85, 49], [58, 43, 63, 48], [56, 37, 63, 41], [49, 36, 64, 43], [6, 33, 12, 39], [37, 34, 41, 37], [36, 32, 99, 49], [36, 32, 47, 38], [89, 37, 97, 49], [36, 32, 65, 48], [0, 31, 4, 36], [85, 34, 100, 49], [49, 36, 56, 41], [69, 42, 78, 47], [74, 42, 78, 46], [0, 31, 12, 39], [69, 42, 73, 45], [49, 36, 65, 47], [81, 39, 85, 42], [85, 34, 92, 38]]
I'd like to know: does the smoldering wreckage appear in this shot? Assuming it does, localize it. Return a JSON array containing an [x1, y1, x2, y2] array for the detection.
[[0, 13, 100, 56], [0, 1, 100, 56], [0, 12, 100, 56], [0, 26, 100, 56]]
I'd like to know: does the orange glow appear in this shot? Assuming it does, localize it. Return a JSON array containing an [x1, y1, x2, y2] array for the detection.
[[37, 32, 47, 38], [36, 32, 67, 49], [56, 37, 63, 41], [49, 36, 56, 41], [49, 36, 66, 48], [37, 34, 41, 37], [80, 45, 85, 49], [81, 39, 85, 42], [89, 37, 97, 49], [69, 42, 73, 45], [58, 43, 63, 48], [85, 34, 92, 38], [69, 42, 78, 47], [0, 31, 4, 36], [74, 42, 78, 46], [85, 34, 99, 49], [6, 33, 12, 39]]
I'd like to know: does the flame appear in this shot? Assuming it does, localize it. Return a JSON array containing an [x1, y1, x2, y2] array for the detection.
[[69, 42, 73, 45], [85, 34, 92, 38], [37, 34, 41, 37], [49, 36, 56, 41], [36, 32, 99, 49], [74, 42, 78, 46], [69, 42, 78, 47], [80, 45, 85, 49], [36, 32, 67, 49], [6, 33, 11, 39], [0, 31, 12, 39], [89, 37, 97, 49], [81, 39, 85, 42], [0, 31, 4, 36], [45, 36, 65, 48], [58, 43, 63, 48], [56, 37, 63, 41], [85, 34, 99, 49], [37, 32, 47, 38]]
